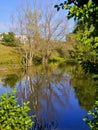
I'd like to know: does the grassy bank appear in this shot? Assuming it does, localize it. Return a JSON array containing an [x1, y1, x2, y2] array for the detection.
[[0, 44, 21, 64], [0, 41, 74, 66]]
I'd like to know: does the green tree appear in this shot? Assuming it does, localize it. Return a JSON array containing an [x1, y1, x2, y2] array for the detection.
[[55, 0, 98, 68], [2, 32, 19, 46]]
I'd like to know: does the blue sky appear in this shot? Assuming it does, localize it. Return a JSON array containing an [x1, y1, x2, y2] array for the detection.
[[0, 0, 74, 33], [0, 0, 22, 32]]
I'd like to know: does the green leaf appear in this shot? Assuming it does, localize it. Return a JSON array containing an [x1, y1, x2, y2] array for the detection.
[[0, 91, 34, 130]]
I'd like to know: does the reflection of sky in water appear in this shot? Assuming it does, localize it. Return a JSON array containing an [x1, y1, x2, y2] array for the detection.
[[0, 84, 12, 94], [38, 80, 89, 130], [0, 73, 90, 130]]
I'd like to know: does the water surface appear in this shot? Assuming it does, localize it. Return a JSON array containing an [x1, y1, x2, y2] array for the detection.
[[0, 64, 97, 130]]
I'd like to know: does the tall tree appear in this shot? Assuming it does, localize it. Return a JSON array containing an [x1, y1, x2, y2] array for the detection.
[[12, 1, 41, 66], [55, 0, 98, 65], [39, 4, 67, 64], [10, 0, 68, 66]]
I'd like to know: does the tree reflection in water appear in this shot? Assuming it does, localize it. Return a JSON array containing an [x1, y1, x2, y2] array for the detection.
[[15, 65, 72, 130], [71, 65, 97, 110], [0, 64, 97, 130]]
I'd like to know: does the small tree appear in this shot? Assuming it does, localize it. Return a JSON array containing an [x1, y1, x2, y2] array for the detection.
[[2, 32, 19, 47]]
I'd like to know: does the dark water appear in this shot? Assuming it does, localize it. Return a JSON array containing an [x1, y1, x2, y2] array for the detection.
[[0, 64, 97, 130]]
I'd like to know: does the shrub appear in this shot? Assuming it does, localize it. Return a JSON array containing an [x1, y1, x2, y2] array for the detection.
[[1, 32, 20, 47], [83, 100, 98, 130], [0, 92, 34, 130]]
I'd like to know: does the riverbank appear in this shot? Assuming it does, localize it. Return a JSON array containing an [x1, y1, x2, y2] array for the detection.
[[0, 44, 21, 64], [0, 40, 74, 66]]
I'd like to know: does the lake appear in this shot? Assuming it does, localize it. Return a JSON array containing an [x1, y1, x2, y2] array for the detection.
[[0, 63, 97, 130]]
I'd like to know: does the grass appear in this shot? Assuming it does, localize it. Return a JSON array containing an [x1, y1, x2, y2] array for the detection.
[[49, 56, 65, 63], [0, 44, 22, 64], [0, 40, 75, 66]]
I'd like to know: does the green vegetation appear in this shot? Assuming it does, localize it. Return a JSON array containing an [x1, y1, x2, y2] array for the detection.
[[0, 0, 98, 68], [71, 65, 96, 110], [1, 32, 20, 47], [0, 39, 73, 65], [83, 100, 98, 130], [2, 74, 19, 88], [0, 92, 34, 130], [0, 44, 21, 64], [55, 0, 98, 74], [55, 1, 98, 129], [0, 1, 98, 130]]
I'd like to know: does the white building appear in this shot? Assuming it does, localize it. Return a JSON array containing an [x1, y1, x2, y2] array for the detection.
[[0, 33, 3, 40], [15, 34, 28, 44], [0, 32, 28, 44]]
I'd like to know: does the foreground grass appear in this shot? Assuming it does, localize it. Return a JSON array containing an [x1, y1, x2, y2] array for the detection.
[[0, 44, 21, 64]]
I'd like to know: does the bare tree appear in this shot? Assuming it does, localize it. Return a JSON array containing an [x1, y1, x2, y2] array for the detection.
[[39, 4, 68, 64], [10, 0, 68, 66], [11, 0, 42, 66]]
